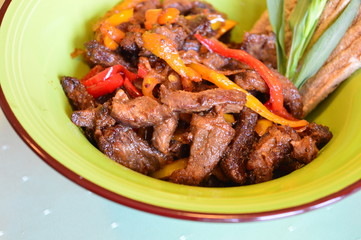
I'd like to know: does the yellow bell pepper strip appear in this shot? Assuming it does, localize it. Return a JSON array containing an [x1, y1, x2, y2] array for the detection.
[[145, 9, 162, 30], [215, 19, 237, 39], [158, 8, 180, 25], [93, 8, 134, 50], [112, 0, 146, 13], [207, 14, 226, 30], [142, 32, 202, 83], [223, 113, 236, 124], [70, 48, 85, 59], [194, 34, 296, 120], [105, 8, 134, 26], [94, 8, 134, 32], [151, 158, 187, 179], [103, 35, 119, 50], [188, 62, 308, 128], [254, 119, 273, 136]]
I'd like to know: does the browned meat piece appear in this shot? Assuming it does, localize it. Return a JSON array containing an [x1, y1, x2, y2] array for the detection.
[[234, 69, 268, 93], [61, 76, 96, 110], [179, 49, 201, 65], [95, 124, 168, 175], [185, 15, 214, 37], [190, 1, 218, 14], [275, 70, 304, 119], [200, 51, 230, 70], [220, 108, 259, 184], [152, 115, 179, 154], [242, 32, 277, 69], [72, 109, 95, 127], [298, 122, 333, 149], [84, 40, 131, 69], [119, 32, 142, 62], [169, 113, 235, 185], [160, 87, 247, 113], [111, 91, 173, 128], [163, 0, 193, 13], [291, 136, 319, 164], [182, 40, 201, 52], [154, 25, 189, 50], [247, 125, 300, 183], [234, 69, 303, 119], [71, 102, 116, 129], [132, 0, 160, 23]]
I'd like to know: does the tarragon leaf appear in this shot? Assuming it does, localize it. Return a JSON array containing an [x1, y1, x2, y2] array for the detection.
[[286, 0, 327, 80], [267, 0, 286, 74], [293, 0, 361, 88]]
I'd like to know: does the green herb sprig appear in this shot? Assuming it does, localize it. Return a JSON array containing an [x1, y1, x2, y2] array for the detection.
[[267, 0, 360, 88]]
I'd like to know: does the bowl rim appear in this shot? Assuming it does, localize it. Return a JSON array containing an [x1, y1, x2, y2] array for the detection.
[[1, 0, 361, 223]]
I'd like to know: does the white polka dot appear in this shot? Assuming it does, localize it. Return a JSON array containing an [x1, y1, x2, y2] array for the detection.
[[111, 222, 119, 229], [22, 176, 29, 182], [288, 226, 296, 232], [179, 236, 187, 240], [0, 231, 4, 237], [43, 209, 52, 216], [1, 145, 9, 151]]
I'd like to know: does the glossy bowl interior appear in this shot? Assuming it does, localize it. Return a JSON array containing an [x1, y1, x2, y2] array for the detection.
[[1, 0, 361, 222]]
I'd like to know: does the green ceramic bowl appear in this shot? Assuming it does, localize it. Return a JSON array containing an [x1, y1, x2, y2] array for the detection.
[[1, 0, 360, 222]]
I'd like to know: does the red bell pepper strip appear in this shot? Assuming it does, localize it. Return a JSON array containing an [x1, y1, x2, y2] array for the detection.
[[82, 64, 138, 98], [194, 34, 295, 120], [85, 73, 124, 98], [124, 77, 143, 98], [81, 65, 104, 82]]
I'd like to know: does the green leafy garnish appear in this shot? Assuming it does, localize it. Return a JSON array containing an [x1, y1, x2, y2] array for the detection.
[[267, 0, 361, 88], [267, 0, 286, 74], [286, 0, 327, 80], [293, 0, 361, 88]]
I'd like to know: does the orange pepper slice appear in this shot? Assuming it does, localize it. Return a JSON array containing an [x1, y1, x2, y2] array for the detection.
[[158, 8, 180, 25], [145, 9, 162, 30], [142, 32, 201, 83]]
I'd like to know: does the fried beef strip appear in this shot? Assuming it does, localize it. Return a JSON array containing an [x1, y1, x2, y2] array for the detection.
[[247, 123, 332, 183], [71, 102, 116, 129], [220, 108, 259, 184], [169, 112, 235, 185], [95, 124, 169, 175], [298, 122, 333, 149], [151, 115, 179, 154], [84, 40, 132, 69], [247, 125, 300, 183], [111, 90, 174, 128], [160, 87, 247, 113], [234, 69, 303, 119], [61, 76, 96, 110], [241, 32, 277, 69]]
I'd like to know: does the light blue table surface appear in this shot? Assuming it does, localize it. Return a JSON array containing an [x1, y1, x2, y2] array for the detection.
[[1, 109, 361, 240]]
